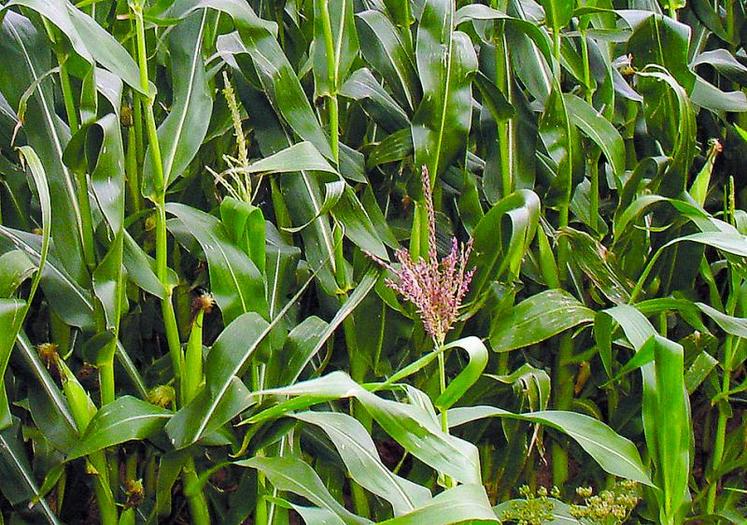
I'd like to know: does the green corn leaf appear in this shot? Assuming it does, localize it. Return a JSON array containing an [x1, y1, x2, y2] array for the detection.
[[470, 189, 540, 297], [312, 0, 359, 98], [356, 10, 420, 113], [166, 202, 268, 323], [0, 12, 86, 282], [490, 290, 594, 353], [448, 406, 653, 486], [340, 68, 410, 131], [3, 0, 144, 94], [144, 10, 213, 194], [412, 0, 478, 177], [378, 484, 497, 525], [251, 372, 482, 485], [236, 456, 372, 525], [0, 419, 61, 524], [67, 396, 172, 460], [293, 411, 432, 515]]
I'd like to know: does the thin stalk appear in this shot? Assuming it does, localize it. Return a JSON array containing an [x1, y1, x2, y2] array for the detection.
[[58, 54, 80, 133], [132, 5, 207, 524], [132, 2, 183, 385], [436, 343, 455, 489], [73, 168, 97, 273], [706, 286, 739, 512], [495, 27, 513, 197], [579, 28, 599, 233], [588, 155, 599, 232], [437, 350, 448, 433], [125, 124, 142, 214], [552, 333, 573, 488], [60, 361, 118, 525], [319, 0, 339, 164], [184, 309, 205, 404], [183, 457, 211, 525]]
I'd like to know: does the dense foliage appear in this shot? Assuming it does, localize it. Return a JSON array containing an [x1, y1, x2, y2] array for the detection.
[[0, 0, 745, 523]]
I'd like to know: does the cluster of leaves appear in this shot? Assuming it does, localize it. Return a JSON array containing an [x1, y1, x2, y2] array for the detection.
[[0, 0, 745, 524]]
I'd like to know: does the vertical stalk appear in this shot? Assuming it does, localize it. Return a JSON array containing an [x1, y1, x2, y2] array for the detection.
[[72, 168, 97, 273], [59, 359, 118, 525], [131, 5, 208, 524], [579, 29, 599, 233], [319, 0, 339, 164], [706, 292, 739, 512], [125, 122, 142, 214], [550, 23, 575, 489], [495, 26, 514, 197], [184, 309, 205, 404], [58, 55, 80, 133], [132, 2, 183, 385], [436, 343, 455, 489]]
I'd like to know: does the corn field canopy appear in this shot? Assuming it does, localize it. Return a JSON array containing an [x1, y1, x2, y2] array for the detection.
[[0, 0, 747, 523]]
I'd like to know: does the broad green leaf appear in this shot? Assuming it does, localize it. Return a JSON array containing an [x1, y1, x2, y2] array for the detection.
[[435, 337, 489, 410], [266, 315, 329, 388], [0, 250, 34, 297], [67, 396, 171, 460], [486, 363, 551, 411], [470, 189, 540, 297], [0, 228, 95, 328], [0, 420, 61, 524], [192, 6, 333, 160], [166, 202, 268, 323], [691, 76, 747, 112], [0, 146, 50, 429], [227, 63, 339, 294], [294, 411, 432, 515], [252, 372, 482, 485], [412, 0, 478, 177], [635, 67, 696, 196], [332, 187, 389, 260], [0, 299, 27, 429], [3, 0, 144, 94], [696, 303, 747, 338], [63, 113, 125, 233], [454, 5, 554, 65], [220, 197, 266, 274], [378, 484, 497, 525], [313, 0, 358, 98], [561, 227, 633, 304], [563, 93, 625, 178], [537, 0, 574, 32], [691, 49, 747, 84], [0, 12, 86, 282], [240, 141, 337, 175], [144, 10, 213, 193], [165, 312, 267, 448], [594, 306, 691, 520], [236, 456, 371, 525], [340, 68, 410, 132], [15, 332, 78, 451], [356, 10, 420, 112], [490, 290, 594, 352], [448, 406, 653, 486]]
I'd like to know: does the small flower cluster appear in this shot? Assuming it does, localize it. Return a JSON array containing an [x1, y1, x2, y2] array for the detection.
[[371, 167, 474, 346], [571, 481, 639, 524], [501, 485, 560, 525]]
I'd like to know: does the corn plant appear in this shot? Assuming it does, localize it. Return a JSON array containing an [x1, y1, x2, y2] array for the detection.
[[0, 0, 745, 523]]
